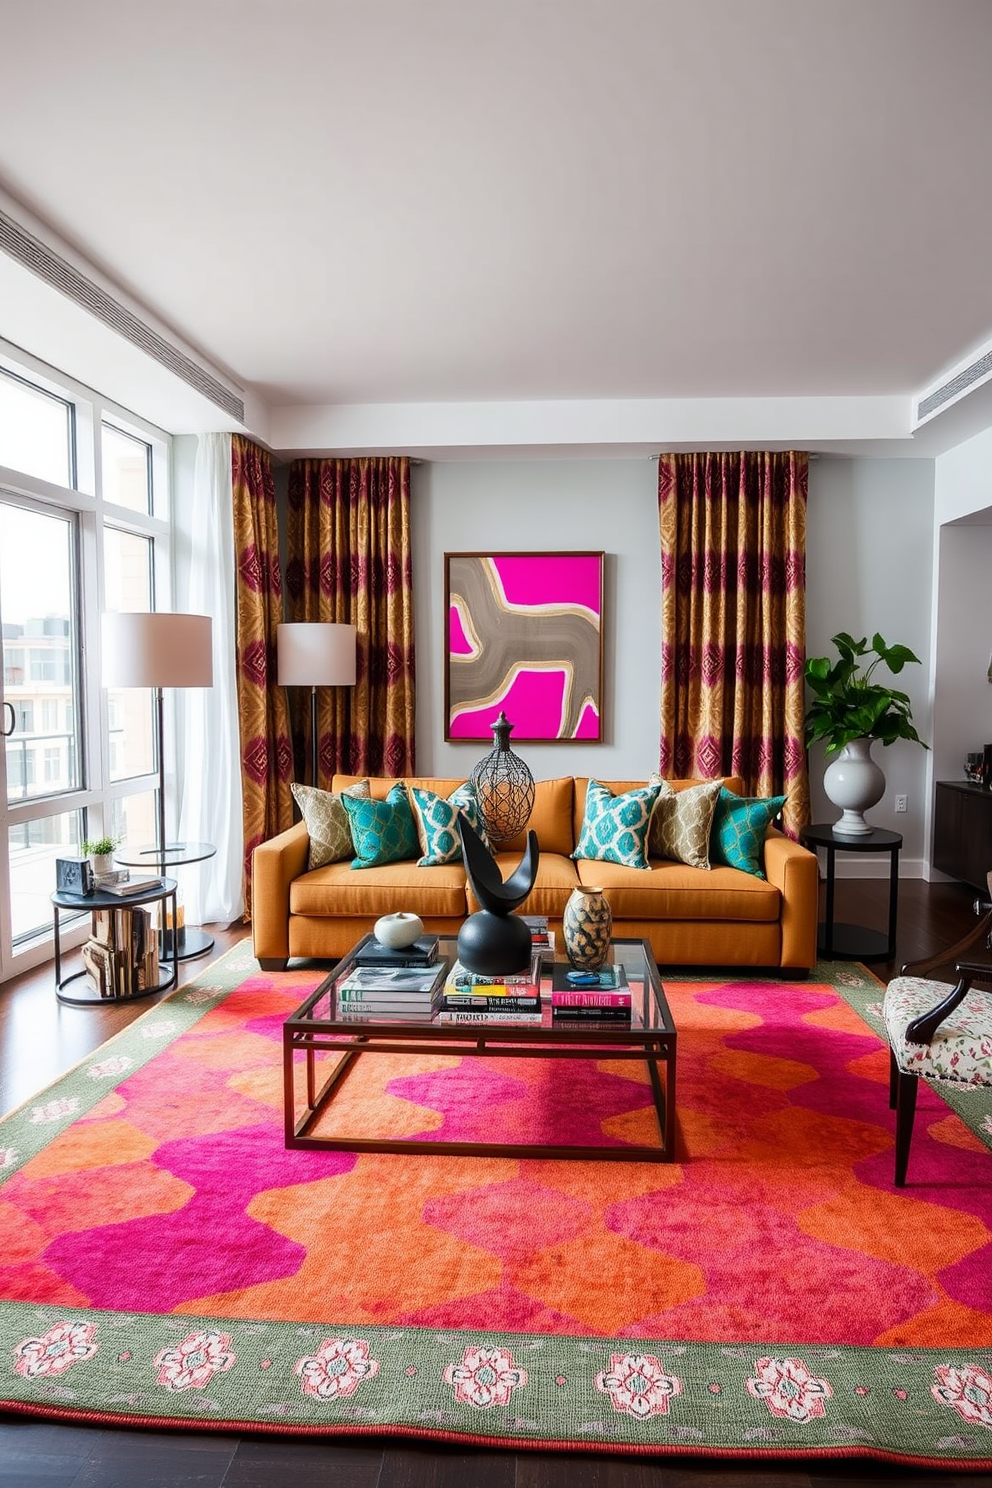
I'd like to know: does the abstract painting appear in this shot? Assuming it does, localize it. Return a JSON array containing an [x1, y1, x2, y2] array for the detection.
[[445, 552, 604, 741]]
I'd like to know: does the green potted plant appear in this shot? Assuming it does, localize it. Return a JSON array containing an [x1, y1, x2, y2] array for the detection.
[[804, 632, 926, 836], [81, 833, 122, 875]]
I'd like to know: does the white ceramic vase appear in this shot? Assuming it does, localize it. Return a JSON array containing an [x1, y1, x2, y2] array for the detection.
[[822, 738, 885, 836], [373, 911, 424, 948], [89, 853, 114, 876]]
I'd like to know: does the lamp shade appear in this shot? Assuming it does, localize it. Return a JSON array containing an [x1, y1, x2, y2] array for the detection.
[[102, 612, 213, 689], [277, 623, 357, 687]]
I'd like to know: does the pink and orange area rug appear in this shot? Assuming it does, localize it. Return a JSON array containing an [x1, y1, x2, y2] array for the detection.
[[1, 940, 992, 1469]]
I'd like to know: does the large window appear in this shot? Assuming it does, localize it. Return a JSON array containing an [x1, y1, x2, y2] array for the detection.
[[0, 346, 172, 977]]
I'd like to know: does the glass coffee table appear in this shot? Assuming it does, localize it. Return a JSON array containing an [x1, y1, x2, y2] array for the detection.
[[283, 936, 677, 1162]]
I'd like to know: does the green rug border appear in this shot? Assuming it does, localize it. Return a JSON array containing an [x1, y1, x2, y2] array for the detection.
[[1, 948, 991, 1469]]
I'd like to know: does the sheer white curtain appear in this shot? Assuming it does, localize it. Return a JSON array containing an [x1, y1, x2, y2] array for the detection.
[[177, 432, 244, 924]]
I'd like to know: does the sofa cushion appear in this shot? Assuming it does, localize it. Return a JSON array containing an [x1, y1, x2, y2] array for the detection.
[[409, 780, 488, 865], [575, 857, 780, 922], [710, 789, 786, 878], [290, 859, 469, 918], [573, 777, 744, 846], [572, 779, 661, 869], [342, 783, 419, 868], [501, 776, 575, 858], [649, 776, 722, 868], [291, 778, 370, 869]]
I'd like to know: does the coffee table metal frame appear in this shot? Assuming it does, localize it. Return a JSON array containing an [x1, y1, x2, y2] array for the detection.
[[283, 935, 677, 1162]]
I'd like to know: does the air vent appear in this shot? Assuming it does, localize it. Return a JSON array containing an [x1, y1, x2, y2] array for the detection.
[[0, 207, 245, 423], [917, 347, 992, 425]]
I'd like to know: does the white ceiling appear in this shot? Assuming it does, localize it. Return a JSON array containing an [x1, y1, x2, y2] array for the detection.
[[2, 0, 992, 458]]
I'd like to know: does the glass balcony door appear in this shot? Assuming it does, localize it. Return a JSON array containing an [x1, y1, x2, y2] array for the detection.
[[0, 498, 85, 980]]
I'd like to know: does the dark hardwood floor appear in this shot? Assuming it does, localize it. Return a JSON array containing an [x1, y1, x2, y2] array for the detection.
[[1, 878, 989, 1487]]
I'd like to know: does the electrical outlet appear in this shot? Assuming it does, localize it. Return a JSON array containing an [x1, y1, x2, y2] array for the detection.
[[894, 794, 908, 813]]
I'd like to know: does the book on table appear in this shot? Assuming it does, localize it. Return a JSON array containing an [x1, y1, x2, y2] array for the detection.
[[101, 874, 165, 897], [435, 1008, 545, 1025], [338, 964, 447, 995], [352, 934, 439, 967]]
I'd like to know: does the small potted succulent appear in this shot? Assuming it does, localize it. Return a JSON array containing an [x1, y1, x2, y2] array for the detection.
[[81, 833, 121, 876]]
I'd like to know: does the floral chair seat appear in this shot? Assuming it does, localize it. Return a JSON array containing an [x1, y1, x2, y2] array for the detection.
[[883, 976, 992, 1087], [881, 872, 992, 1186]]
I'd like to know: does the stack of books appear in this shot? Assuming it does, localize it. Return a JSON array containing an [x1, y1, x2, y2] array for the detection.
[[520, 914, 555, 953], [434, 952, 544, 1025], [82, 906, 160, 998], [333, 961, 446, 1021], [353, 934, 439, 969], [101, 872, 165, 897], [550, 963, 632, 1027]]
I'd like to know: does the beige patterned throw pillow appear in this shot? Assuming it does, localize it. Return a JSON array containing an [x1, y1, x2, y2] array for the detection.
[[291, 779, 370, 869], [648, 775, 723, 869]]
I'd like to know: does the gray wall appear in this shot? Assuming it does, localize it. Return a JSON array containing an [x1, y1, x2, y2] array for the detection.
[[412, 458, 662, 780], [804, 456, 934, 868]]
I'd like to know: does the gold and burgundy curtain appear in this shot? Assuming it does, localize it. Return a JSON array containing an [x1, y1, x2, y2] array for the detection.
[[231, 434, 294, 917], [658, 450, 810, 838], [285, 456, 415, 782]]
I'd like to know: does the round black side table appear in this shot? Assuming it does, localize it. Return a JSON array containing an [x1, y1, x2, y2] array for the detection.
[[114, 842, 216, 963], [799, 824, 903, 962], [51, 877, 179, 1005]]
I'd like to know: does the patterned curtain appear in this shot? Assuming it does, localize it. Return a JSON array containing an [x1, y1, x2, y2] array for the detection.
[[285, 456, 415, 782], [657, 450, 810, 839], [231, 434, 294, 917]]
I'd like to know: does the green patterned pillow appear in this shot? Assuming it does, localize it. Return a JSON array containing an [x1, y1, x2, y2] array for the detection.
[[572, 779, 661, 870], [291, 778, 370, 869], [342, 782, 419, 869], [710, 788, 786, 878], [648, 776, 722, 869], [409, 781, 488, 866]]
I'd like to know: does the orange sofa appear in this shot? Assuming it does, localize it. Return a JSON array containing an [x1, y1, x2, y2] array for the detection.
[[252, 774, 819, 974]]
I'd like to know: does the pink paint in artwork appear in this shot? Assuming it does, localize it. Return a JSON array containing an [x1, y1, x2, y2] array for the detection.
[[448, 604, 473, 657], [449, 669, 598, 741], [493, 556, 601, 617]]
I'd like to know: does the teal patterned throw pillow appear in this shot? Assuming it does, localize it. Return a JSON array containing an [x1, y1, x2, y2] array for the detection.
[[342, 783, 419, 869], [709, 788, 786, 878], [572, 779, 661, 870], [410, 782, 488, 866]]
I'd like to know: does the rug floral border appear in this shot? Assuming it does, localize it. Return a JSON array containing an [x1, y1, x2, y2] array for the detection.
[[2, 947, 991, 1467]]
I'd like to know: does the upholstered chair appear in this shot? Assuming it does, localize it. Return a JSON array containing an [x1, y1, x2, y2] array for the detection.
[[882, 873, 992, 1185]]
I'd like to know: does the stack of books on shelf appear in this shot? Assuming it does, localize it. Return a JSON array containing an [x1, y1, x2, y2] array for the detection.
[[82, 906, 160, 999], [434, 951, 545, 1025], [332, 961, 447, 1021], [102, 872, 165, 897], [520, 914, 555, 954], [352, 933, 439, 969], [550, 963, 632, 1027]]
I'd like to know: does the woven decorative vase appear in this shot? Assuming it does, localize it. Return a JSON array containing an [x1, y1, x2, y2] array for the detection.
[[562, 886, 612, 971]]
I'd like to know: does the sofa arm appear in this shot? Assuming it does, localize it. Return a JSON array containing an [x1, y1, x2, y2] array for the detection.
[[763, 829, 819, 969], [252, 821, 310, 969]]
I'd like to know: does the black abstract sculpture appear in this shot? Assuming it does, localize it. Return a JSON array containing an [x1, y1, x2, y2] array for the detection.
[[456, 812, 539, 976]]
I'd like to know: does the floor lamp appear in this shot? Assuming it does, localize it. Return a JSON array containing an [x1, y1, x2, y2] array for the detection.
[[102, 611, 214, 857], [277, 622, 357, 784]]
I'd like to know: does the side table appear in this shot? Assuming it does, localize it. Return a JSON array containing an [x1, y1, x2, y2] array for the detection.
[[51, 878, 179, 1005], [114, 842, 216, 963], [799, 824, 902, 962]]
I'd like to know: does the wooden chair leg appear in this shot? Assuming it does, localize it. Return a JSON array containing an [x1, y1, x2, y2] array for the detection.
[[888, 1048, 899, 1109], [893, 1068, 918, 1187]]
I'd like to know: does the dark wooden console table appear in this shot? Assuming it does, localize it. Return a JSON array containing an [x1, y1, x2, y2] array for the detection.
[[933, 780, 992, 892]]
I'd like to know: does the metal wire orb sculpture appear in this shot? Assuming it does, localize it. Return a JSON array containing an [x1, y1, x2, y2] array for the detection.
[[470, 711, 536, 849]]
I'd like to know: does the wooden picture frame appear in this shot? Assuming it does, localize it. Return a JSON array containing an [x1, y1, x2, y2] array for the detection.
[[444, 551, 604, 742]]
